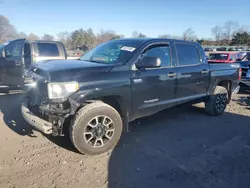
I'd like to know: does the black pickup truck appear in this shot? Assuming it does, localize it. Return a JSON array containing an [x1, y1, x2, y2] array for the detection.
[[21, 38, 241, 155]]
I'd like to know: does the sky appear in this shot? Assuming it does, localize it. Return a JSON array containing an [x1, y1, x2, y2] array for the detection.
[[0, 0, 250, 39]]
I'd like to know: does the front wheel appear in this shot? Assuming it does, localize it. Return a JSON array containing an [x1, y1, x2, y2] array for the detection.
[[69, 101, 123, 155], [205, 86, 229, 116]]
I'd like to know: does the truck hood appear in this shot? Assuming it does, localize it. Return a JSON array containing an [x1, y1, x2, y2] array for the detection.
[[31, 59, 115, 82]]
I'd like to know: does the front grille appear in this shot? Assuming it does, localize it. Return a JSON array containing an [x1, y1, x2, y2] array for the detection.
[[27, 70, 48, 106], [29, 81, 47, 106]]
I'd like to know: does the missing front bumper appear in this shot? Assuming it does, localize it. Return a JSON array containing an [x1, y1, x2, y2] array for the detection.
[[21, 100, 53, 134]]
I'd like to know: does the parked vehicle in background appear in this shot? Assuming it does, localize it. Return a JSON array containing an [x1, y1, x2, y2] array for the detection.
[[237, 52, 247, 61], [0, 39, 67, 93], [204, 47, 213, 52], [237, 52, 250, 88], [21, 38, 241, 155], [236, 47, 242, 51], [228, 48, 236, 51], [216, 47, 227, 51], [221, 47, 228, 51], [208, 52, 238, 63]]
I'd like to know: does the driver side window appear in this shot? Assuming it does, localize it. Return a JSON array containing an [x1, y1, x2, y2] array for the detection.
[[142, 44, 171, 67], [4, 40, 24, 58]]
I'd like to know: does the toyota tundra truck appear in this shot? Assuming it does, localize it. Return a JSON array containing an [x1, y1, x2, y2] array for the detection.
[[21, 38, 241, 155]]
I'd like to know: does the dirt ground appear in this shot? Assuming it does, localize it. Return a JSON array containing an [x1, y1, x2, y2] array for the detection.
[[0, 92, 250, 188]]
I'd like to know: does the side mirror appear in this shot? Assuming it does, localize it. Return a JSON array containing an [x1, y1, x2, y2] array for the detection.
[[136, 56, 161, 69], [0, 48, 6, 58]]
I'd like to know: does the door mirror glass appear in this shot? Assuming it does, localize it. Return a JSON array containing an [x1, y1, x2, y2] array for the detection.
[[136, 56, 161, 69], [0, 49, 5, 58], [0, 44, 6, 58]]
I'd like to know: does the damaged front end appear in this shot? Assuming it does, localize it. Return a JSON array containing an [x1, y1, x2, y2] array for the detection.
[[22, 93, 79, 136], [21, 71, 80, 136]]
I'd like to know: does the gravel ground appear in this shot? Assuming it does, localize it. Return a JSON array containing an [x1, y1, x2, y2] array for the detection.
[[0, 92, 250, 188]]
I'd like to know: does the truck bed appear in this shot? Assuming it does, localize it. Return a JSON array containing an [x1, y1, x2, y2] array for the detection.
[[209, 63, 240, 72], [207, 63, 240, 96]]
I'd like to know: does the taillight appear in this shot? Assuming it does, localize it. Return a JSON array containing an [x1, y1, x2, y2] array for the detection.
[[238, 68, 242, 80]]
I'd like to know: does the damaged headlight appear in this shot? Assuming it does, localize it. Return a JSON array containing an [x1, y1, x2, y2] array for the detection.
[[48, 81, 79, 100]]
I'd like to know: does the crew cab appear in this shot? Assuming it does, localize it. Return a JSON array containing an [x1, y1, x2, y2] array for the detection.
[[0, 39, 67, 92], [21, 38, 241, 155], [208, 52, 238, 63]]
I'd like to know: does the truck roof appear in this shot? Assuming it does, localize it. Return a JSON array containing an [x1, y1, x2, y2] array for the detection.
[[26, 39, 62, 44], [5, 38, 63, 44], [115, 38, 199, 45]]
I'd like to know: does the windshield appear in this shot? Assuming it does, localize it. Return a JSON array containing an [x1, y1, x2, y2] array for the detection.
[[79, 40, 142, 64], [209, 53, 229, 60]]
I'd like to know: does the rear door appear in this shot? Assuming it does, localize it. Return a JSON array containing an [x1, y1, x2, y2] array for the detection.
[[174, 42, 210, 99], [0, 39, 25, 87]]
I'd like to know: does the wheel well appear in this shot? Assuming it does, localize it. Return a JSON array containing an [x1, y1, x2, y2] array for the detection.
[[217, 80, 232, 100], [63, 96, 124, 135], [218, 80, 231, 91], [94, 96, 123, 117]]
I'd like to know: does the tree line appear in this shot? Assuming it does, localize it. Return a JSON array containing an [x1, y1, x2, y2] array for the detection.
[[0, 15, 249, 51]]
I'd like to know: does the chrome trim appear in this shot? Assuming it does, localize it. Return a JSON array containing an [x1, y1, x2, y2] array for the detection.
[[232, 86, 240, 95]]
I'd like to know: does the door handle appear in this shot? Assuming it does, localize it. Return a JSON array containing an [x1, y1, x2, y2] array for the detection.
[[167, 72, 177, 78], [15, 61, 22, 66], [201, 69, 209, 74]]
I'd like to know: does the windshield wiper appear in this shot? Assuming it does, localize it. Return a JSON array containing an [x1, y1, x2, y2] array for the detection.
[[85, 60, 109, 64], [79, 59, 100, 63]]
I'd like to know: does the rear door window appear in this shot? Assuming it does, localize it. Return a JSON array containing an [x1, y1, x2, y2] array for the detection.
[[37, 43, 59, 56], [175, 43, 201, 66]]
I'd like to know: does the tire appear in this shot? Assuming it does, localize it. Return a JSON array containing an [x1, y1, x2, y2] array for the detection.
[[205, 86, 229, 116], [70, 101, 123, 155]]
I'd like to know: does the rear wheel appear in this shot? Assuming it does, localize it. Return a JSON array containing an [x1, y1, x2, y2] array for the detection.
[[69, 101, 123, 155], [205, 86, 228, 116]]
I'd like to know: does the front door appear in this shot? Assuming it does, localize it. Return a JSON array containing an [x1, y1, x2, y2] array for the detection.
[[131, 43, 177, 119], [0, 39, 25, 89]]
